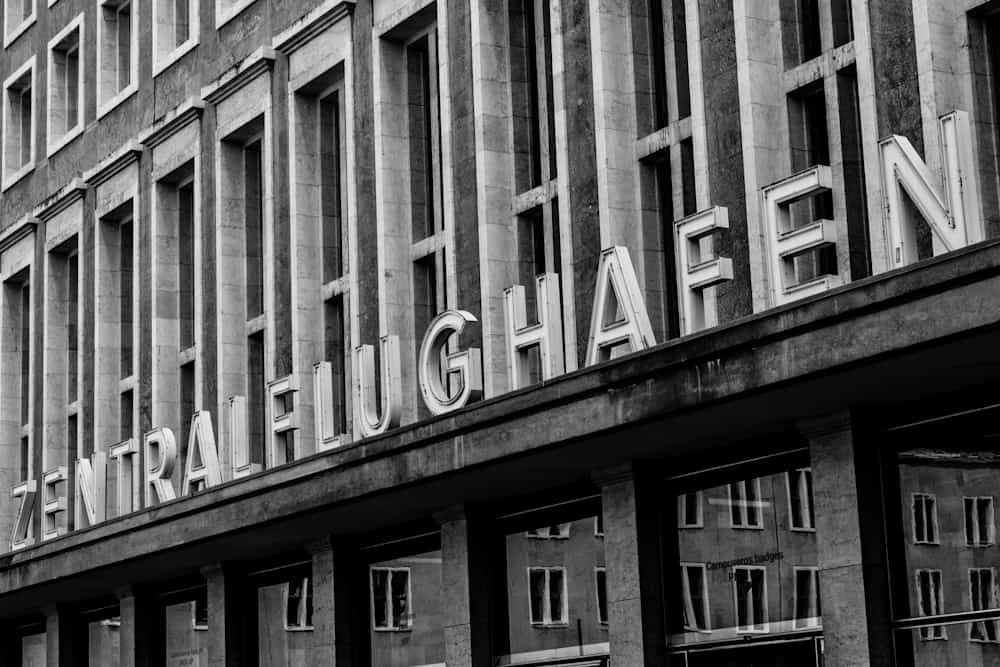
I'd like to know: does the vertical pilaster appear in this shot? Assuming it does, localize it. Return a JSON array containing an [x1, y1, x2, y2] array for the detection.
[[43, 605, 81, 667], [801, 412, 891, 667], [308, 538, 337, 665], [436, 506, 491, 667], [597, 465, 665, 667], [118, 586, 155, 667], [201, 563, 258, 667]]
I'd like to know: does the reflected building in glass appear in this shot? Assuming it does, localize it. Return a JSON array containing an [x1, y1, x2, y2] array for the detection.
[[1, 0, 1000, 666]]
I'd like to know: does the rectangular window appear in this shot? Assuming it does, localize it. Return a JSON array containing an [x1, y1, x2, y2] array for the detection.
[[594, 513, 604, 537], [193, 591, 208, 629], [285, 576, 313, 630], [526, 524, 570, 539], [732, 566, 767, 632], [371, 567, 411, 631], [965, 496, 995, 546], [797, 0, 822, 62], [3, 59, 34, 186], [788, 468, 815, 530], [729, 479, 762, 528], [595, 568, 608, 626], [119, 217, 134, 379], [19, 280, 31, 429], [912, 493, 938, 544], [970, 569, 999, 642], [678, 491, 703, 528], [794, 568, 821, 629], [47, 17, 83, 152], [528, 567, 566, 626], [681, 563, 710, 632], [509, 0, 556, 190], [153, 0, 195, 71], [3, 0, 34, 43], [98, 0, 135, 112], [67, 248, 79, 404], [916, 569, 945, 640]]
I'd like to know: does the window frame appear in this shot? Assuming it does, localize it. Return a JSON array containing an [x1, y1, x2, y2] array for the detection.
[[914, 568, 946, 641], [152, 0, 198, 76], [527, 565, 568, 627], [214, 0, 254, 30], [283, 575, 314, 631], [786, 467, 816, 532], [728, 478, 764, 530], [793, 566, 821, 629], [680, 562, 711, 633], [370, 566, 413, 632], [45, 14, 85, 157], [678, 490, 704, 529], [3, 0, 36, 48], [964, 496, 996, 547], [526, 523, 570, 539], [911, 492, 940, 545], [96, 0, 139, 118], [2, 56, 36, 190], [594, 566, 608, 628], [969, 567, 1000, 643], [731, 565, 768, 633]]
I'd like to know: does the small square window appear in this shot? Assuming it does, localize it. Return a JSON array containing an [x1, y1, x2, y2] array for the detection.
[[678, 491, 703, 528], [47, 15, 84, 155], [97, 0, 137, 115], [2, 57, 35, 189]]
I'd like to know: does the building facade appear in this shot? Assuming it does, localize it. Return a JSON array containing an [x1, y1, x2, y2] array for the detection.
[[0, 0, 998, 665]]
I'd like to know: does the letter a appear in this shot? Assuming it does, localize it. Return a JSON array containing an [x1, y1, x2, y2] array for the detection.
[[585, 246, 656, 366], [182, 411, 223, 495]]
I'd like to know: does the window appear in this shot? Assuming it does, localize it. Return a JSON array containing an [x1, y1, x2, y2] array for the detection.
[[97, 0, 136, 114], [794, 568, 821, 629], [678, 491, 703, 528], [729, 479, 763, 528], [371, 567, 411, 631], [528, 567, 566, 626], [526, 524, 570, 539], [916, 570, 945, 640], [285, 576, 313, 630], [153, 0, 196, 73], [680, 564, 710, 632], [788, 468, 815, 530], [3, 58, 35, 189], [215, 0, 254, 28], [595, 568, 608, 627], [3, 0, 35, 46], [193, 592, 208, 630], [47, 15, 83, 155], [732, 566, 767, 632], [3, 268, 32, 484], [594, 513, 604, 537], [970, 569, 999, 642], [912, 493, 938, 545], [965, 496, 995, 546]]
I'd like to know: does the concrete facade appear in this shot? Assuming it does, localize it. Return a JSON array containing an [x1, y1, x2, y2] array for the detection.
[[0, 0, 1000, 665]]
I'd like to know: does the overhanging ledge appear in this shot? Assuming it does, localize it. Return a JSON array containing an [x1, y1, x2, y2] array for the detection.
[[3, 240, 1000, 608]]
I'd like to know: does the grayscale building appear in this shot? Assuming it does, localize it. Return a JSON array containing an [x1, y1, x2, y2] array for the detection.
[[0, 0, 997, 665]]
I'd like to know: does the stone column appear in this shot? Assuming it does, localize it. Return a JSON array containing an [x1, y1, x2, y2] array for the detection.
[[117, 586, 154, 667], [597, 465, 665, 667], [309, 538, 370, 666], [801, 412, 891, 667], [201, 563, 258, 667], [308, 538, 337, 665], [43, 604, 80, 667], [435, 505, 491, 667]]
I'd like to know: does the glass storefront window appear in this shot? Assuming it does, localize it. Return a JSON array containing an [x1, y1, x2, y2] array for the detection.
[[667, 453, 823, 665], [84, 604, 121, 667], [887, 410, 1000, 667], [163, 585, 209, 667], [497, 500, 607, 665], [256, 565, 316, 665], [368, 540, 443, 667], [21, 629, 46, 667]]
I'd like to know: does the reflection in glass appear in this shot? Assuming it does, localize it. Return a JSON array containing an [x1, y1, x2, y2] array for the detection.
[[21, 632, 46, 667], [258, 574, 315, 666], [164, 591, 209, 667], [369, 549, 443, 667], [88, 616, 121, 666], [669, 457, 822, 661], [891, 438, 1000, 666], [503, 513, 608, 664]]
